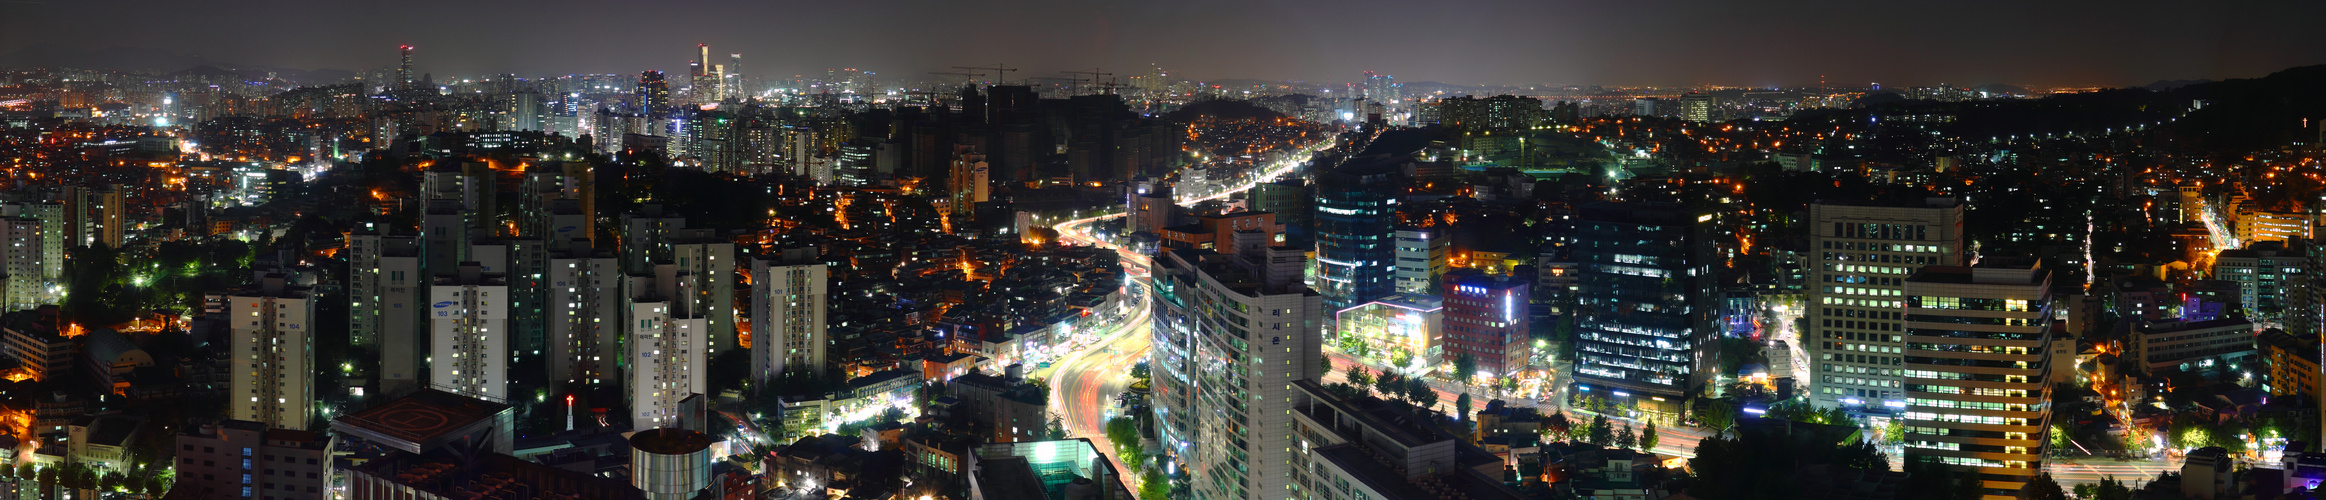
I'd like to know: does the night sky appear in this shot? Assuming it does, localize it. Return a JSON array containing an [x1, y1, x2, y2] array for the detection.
[[6, 0, 2324, 88]]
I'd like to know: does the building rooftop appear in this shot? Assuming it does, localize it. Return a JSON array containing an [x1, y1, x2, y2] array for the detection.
[[332, 389, 511, 454], [629, 428, 713, 455]]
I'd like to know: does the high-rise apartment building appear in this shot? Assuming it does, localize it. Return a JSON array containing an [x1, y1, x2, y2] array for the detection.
[[1805, 199, 1964, 409], [228, 273, 316, 430], [546, 239, 621, 389], [429, 263, 509, 401], [348, 228, 425, 395], [1149, 243, 1318, 500], [1393, 227, 1449, 294], [627, 266, 708, 429], [621, 205, 688, 275], [4, 202, 64, 284], [1901, 262, 2055, 499], [1315, 155, 1406, 313], [1442, 269, 1530, 377], [0, 216, 42, 312], [1569, 202, 1717, 417], [667, 229, 736, 355], [65, 184, 123, 249], [751, 247, 828, 383]]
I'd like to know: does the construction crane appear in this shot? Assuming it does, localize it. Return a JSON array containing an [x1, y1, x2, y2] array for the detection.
[[1028, 77, 1082, 97], [1058, 68, 1113, 96], [928, 71, 981, 86], [952, 64, 1018, 85]]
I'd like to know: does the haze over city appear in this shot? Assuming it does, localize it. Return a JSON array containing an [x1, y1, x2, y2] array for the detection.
[[4, 0, 2325, 87], [1, 2, 2325, 500]]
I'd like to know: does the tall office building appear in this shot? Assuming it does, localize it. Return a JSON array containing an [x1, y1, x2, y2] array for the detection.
[[751, 247, 828, 383], [638, 71, 670, 114], [227, 272, 316, 430], [1901, 262, 2055, 499], [1568, 202, 1717, 417], [726, 53, 745, 100], [2213, 241, 2310, 329], [429, 263, 509, 401], [1248, 179, 1312, 249], [1315, 155, 1407, 313], [1679, 92, 1715, 123], [348, 228, 425, 394], [0, 216, 41, 312], [1441, 269, 1530, 377], [627, 265, 708, 429], [1392, 227, 1449, 294], [690, 44, 721, 106], [1149, 241, 1318, 500], [547, 239, 621, 390], [1805, 199, 1964, 409]]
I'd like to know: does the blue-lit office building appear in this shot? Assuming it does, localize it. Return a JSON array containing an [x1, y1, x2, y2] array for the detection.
[[1569, 201, 1718, 417], [1314, 154, 1406, 314]]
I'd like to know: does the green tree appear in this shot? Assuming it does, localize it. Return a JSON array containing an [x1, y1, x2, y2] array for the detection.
[[1390, 349, 1414, 368], [1373, 372, 1402, 398], [1588, 414, 1615, 446], [1698, 399, 1734, 434], [146, 475, 170, 497], [13, 464, 29, 482], [1138, 468, 1169, 500], [2094, 476, 2132, 500], [100, 471, 122, 492], [2048, 421, 2072, 450], [1641, 419, 1661, 451], [2073, 482, 2096, 499], [2024, 473, 2069, 500], [1616, 423, 1637, 450], [1454, 353, 1479, 382], [1348, 368, 1373, 388], [1456, 393, 1473, 422]]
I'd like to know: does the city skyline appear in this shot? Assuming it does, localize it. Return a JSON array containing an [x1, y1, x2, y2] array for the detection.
[[2, 0, 2323, 88]]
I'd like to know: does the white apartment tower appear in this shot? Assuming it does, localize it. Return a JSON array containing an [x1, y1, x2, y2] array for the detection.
[[1149, 242, 1321, 500], [429, 262, 509, 401], [349, 229, 425, 394], [0, 217, 42, 312], [628, 265, 707, 429], [548, 239, 623, 389], [751, 247, 828, 383], [228, 273, 316, 430]]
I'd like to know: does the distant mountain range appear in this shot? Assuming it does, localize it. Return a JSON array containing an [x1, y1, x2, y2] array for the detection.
[[0, 43, 354, 84]]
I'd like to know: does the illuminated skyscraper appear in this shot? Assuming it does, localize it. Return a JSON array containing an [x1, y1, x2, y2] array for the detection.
[[1805, 199, 1964, 410], [1680, 92, 1715, 123], [1315, 154, 1406, 313], [1149, 244, 1318, 500], [228, 273, 315, 430], [1569, 201, 1717, 418], [627, 265, 708, 429], [1901, 262, 2055, 499], [398, 45, 414, 89], [751, 247, 828, 384], [638, 71, 670, 114], [429, 262, 508, 401]]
